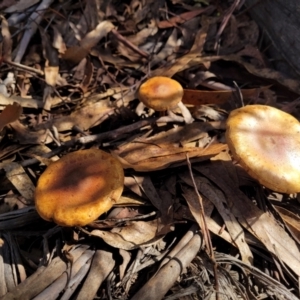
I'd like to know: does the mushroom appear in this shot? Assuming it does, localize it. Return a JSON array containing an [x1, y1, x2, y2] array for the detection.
[[35, 149, 124, 226], [226, 104, 300, 193], [136, 76, 194, 124]]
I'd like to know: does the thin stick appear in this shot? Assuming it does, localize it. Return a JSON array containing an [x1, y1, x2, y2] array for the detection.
[[111, 29, 149, 59], [4, 60, 44, 76], [186, 154, 220, 300], [18, 118, 156, 168], [14, 0, 55, 63], [214, 0, 241, 51]]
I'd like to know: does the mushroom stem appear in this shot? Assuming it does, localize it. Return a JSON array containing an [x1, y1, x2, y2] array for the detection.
[[136, 102, 155, 117], [177, 101, 194, 124], [136, 102, 146, 116], [157, 110, 184, 123]]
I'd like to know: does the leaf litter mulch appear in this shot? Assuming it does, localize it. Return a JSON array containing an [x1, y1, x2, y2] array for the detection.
[[1, 0, 300, 299]]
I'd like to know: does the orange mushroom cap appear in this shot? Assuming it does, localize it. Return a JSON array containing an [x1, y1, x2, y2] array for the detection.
[[35, 149, 124, 226], [138, 76, 184, 111], [226, 105, 300, 193]]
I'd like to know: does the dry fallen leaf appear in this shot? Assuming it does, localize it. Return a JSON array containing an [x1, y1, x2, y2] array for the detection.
[[1, 162, 35, 201], [0, 191, 27, 214], [274, 205, 300, 244], [113, 121, 226, 171], [182, 86, 271, 106], [62, 21, 115, 64], [91, 220, 161, 250], [114, 143, 227, 172], [180, 171, 253, 265], [0, 102, 22, 132], [4, 0, 39, 13], [44, 66, 59, 87], [151, 19, 209, 78], [157, 6, 215, 28], [196, 161, 300, 276], [0, 16, 12, 61], [133, 176, 174, 234], [35, 100, 115, 132], [10, 120, 53, 144], [189, 54, 300, 95]]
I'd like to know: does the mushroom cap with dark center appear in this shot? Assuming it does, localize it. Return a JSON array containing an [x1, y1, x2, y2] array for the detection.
[[35, 149, 124, 226], [138, 76, 184, 111], [226, 105, 300, 193]]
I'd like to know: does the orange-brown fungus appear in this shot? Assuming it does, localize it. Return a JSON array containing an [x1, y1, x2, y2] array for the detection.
[[226, 105, 300, 193], [138, 76, 184, 111], [35, 149, 124, 226]]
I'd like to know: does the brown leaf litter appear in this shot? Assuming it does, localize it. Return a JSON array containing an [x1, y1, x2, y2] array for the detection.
[[1, 0, 300, 299]]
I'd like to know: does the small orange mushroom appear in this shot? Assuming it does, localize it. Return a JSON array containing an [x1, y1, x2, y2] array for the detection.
[[35, 149, 124, 226], [136, 76, 194, 123], [226, 105, 300, 193]]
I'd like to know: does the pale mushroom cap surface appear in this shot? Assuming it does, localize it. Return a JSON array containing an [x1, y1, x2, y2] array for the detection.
[[138, 76, 184, 111], [226, 105, 300, 193], [35, 149, 124, 227]]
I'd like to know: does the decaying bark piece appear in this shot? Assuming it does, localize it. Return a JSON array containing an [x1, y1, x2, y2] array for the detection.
[[33, 249, 95, 300], [131, 228, 202, 300], [75, 249, 115, 300], [1, 245, 89, 300]]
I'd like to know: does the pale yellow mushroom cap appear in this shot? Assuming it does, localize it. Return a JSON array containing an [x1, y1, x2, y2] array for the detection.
[[226, 105, 300, 193], [138, 76, 184, 111], [35, 149, 124, 226]]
